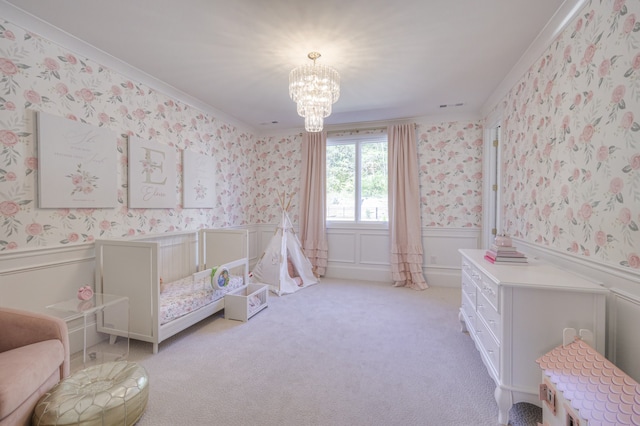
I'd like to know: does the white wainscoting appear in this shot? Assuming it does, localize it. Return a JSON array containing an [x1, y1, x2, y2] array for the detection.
[[0, 244, 97, 354], [0, 244, 95, 311], [607, 289, 640, 382], [515, 238, 640, 381], [3, 229, 639, 379], [249, 224, 481, 286], [422, 227, 481, 287]]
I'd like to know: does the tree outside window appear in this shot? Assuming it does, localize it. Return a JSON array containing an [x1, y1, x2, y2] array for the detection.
[[326, 136, 387, 223]]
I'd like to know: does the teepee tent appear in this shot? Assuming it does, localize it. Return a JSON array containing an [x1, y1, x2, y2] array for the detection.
[[252, 193, 318, 296]]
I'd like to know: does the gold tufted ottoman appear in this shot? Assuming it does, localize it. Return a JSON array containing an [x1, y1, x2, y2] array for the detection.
[[32, 361, 149, 426]]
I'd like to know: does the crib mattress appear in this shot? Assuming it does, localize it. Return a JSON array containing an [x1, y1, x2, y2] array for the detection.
[[160, 274, 244, 325]]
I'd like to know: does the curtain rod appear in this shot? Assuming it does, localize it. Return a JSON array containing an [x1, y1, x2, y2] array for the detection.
[[297, 122, 416, 137], [326, 126, 386, 135]]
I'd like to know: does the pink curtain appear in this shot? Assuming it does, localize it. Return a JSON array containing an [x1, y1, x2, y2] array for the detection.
[[388, 124, 428, 290], [299, 131, 328, 276]]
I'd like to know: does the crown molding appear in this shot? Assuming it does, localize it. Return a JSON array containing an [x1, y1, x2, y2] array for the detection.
[[0, 1, 255, 135], [480, 0, 588, 119]]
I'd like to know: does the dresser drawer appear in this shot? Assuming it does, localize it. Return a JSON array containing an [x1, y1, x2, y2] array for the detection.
[[467, 264, 483, 287], [477, 292, 501, 344], [461, 271, 477, 308], [475, 313, 500, 376], [461, 257, 473, 275], [461, 291, 476, 331], [478, 274, 499, 312]]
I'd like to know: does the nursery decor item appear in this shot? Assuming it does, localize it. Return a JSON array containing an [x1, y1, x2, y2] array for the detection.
[[486, 234, 527, 264], [494, 233, 513, 247], [251, 191, 318, 295], [213, 266, 230, 289], [128, 135, 177, 208], [95, 229, 249, 353], [36, 111, 118, 208], [32, 361, 149, 426], [182, 149, 215, 208], [77, 285, 93, 301], [224, 283, 269, 322]]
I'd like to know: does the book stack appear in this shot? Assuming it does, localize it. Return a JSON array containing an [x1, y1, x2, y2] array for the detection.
[[484, 244, 528, 265]]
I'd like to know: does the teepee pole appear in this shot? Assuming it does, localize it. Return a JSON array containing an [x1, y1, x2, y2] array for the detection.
[[277, 191, 284, 211], [285, 192, 293, 213]]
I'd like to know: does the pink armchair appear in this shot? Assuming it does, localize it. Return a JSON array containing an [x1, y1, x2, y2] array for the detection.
[[0, 307, 70, 426]]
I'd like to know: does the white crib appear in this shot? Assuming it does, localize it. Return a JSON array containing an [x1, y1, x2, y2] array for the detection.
[[95, 229, 248, 353]]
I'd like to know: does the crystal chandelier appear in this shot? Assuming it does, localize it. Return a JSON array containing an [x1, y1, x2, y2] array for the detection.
[[289, 52, 340, 132]]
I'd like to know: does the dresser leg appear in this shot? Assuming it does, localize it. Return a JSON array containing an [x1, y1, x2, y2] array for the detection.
[[459, 309, 468, 333], [494, 385, 511, 426]]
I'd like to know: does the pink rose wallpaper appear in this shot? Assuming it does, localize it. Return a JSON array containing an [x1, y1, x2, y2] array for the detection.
[[497, 0, 640, 269], [251, 133, 304, 225], [416, 121, 483, 228], [0, 19, 256, 250], [0, 0, 637, 276]]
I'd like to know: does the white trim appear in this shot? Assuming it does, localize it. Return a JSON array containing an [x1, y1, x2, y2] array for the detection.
[[480, 0, 588, 117], [327, 134, 387, 143], [421, 227, 481, 238], [258, 113, 482, 138], [0, 243, 94, 275], [514, 238, 640, 287], [481, 127, 494, 249], [0, 1, 253, 133]]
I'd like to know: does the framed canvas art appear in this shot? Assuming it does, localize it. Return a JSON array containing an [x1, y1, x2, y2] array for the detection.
[[37, 111, 117, 208], [182, 149, 215, 208], [128, 136, 177, 208]]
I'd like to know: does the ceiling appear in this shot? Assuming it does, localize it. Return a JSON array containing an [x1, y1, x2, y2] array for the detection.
[[4, 0, 568, 132]]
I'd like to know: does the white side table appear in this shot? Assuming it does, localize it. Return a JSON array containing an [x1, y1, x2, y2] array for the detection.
[[47, 293, 129, 372]]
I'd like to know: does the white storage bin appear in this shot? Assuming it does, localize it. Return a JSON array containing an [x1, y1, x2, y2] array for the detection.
[[224, 284, 269, 321]]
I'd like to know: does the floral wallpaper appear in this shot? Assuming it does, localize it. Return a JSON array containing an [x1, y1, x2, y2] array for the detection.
[[0, 19, 256, 251], [10, 0, 633, 276], [416, 121, 484, 227], [251, 133, 304, 224], [252, 123, 484, 229], [496, 0, 640, 270]]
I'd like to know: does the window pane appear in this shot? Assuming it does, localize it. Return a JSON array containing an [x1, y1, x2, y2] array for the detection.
[[326, 143, 355, 221], [360, 141, 388, 221]]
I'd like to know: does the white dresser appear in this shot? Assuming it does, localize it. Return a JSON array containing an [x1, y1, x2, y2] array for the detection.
[[458, 249, 608, 425]]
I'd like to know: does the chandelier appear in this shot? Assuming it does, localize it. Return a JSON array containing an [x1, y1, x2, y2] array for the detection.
[[289, 52, 340, 132]]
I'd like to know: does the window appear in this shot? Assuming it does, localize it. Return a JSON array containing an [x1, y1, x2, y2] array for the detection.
[[326, 135, 388, 222]]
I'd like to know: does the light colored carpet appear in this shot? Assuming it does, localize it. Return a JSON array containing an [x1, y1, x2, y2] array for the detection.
[[128, 278, 541, 425]]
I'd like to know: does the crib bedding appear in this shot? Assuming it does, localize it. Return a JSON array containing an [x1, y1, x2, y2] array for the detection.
[[160, 273, 244, 325]]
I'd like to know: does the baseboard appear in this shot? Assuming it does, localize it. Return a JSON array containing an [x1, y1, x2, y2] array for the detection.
[[425, 265, 462, 288], [324, 263, 461, 287], [324, 264, 391, 282]]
